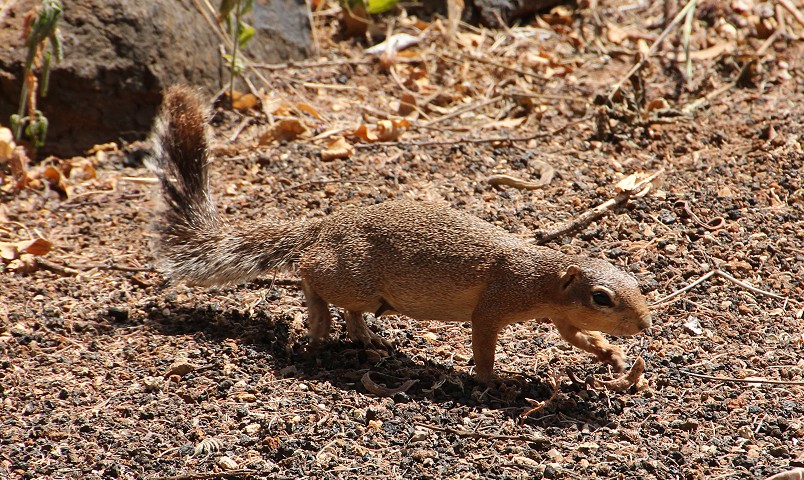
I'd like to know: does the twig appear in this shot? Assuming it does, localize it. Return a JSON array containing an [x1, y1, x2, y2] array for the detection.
[[651, 270, 716, 305], [149, 470, 283, 480], [229, 117, 256, 143], [778, 0, 804, 26], [34, 257, 82, 276], [251, 58, 374, 71], [651, 269, 785, 305], [278, 179, 369, 194], [422, 96, 503, 127], [69, 263, 155, 273], [414, 422, 549, 444], [534, 169, 664, 244], [442, 52, 547, 82], [680, 370, 804, 386], [487, 174, 547, 190], [521, 374, 559, 418], [355, 115, 591, 149], [608, 0, 698, 99]]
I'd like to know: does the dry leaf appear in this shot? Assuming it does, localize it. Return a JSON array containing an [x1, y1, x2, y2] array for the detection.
[[231, 91, 260, 111], [7, 146, 30, 191], [85, 142, 118, 155], [0, 238, 53, 260], [7, 254, 37, 274], [364, 33, 420, 56], [646, 98, 670, 111], [398, 93, 417, 116], [542, 5, 573, 25], [0, 127, 14, 163], [375, 119, 409, 141], [482, 117, 526, 130], [351, 119, 409, 143], [67, 158, 97, 182], [42, 166, 70, 196], [670, 42, 734, 62], [258, 119, 308, 145], [320, 137, 354, 161], [298, 103, 321, 120]]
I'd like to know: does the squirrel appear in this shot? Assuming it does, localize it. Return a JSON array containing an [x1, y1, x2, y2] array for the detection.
[[146, 85, 652, 384]]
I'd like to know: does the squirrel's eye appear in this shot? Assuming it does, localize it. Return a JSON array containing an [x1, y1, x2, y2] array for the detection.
[[592, 291, 614, 307]]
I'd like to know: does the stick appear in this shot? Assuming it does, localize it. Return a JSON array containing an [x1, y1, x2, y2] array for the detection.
[[149, 470, 287, 480], [680, 370, 804, 386], [608, 0, 698, 99], [442, 53, 547, 82], [251, 58, 375, 71], [421, 96, 503, 127], [651, 269, 785, 305], [778, 0, 804, 26], [65, 262, 156, 273], [534, 169, 664, 244], [414, 423, 550, 444], [521, 374, 559, 418], [487, 173, 550, 190], [355, 115, 591, 149]]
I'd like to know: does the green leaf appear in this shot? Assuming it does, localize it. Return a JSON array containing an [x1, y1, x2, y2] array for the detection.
[[366, 0, 397, 14], [237, 23, 255, 48]]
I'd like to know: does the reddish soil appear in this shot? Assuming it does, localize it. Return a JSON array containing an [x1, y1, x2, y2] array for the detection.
[[1, 2, 803, 479]]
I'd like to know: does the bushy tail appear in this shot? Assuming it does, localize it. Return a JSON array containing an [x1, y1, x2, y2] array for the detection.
[[147, 85, 319, 285]]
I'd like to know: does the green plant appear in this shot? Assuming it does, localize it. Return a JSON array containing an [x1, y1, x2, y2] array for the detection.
[[218, 0, 255, 106], [10, 0, 63, 149]]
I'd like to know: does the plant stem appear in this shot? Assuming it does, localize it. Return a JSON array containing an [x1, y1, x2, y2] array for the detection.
[[228, 0, 243, 109]]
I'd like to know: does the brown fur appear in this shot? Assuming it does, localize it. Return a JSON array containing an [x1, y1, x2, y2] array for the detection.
[[148, 86, 652, 383]]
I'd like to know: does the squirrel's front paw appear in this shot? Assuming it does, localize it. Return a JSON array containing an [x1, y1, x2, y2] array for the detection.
[[601, 346, 627, 373]]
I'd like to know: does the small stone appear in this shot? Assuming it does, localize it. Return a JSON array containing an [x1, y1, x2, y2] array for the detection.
[[543, 463, 560, 478], [547, 448, 563, 462], [245, 423, 261, 435], [217, 456, 238, 470], [165, 360, 196, 378], [409, 428, 429, 443]]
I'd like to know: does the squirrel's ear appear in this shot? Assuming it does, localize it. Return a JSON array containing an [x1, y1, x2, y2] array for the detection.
[[560, 265, 581, 290]]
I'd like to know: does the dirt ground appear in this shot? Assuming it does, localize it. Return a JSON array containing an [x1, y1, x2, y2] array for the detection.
[[2, 2, 803, 479]]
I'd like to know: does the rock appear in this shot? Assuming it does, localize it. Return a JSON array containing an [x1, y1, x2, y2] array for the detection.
[[0, 0, 311, 157]]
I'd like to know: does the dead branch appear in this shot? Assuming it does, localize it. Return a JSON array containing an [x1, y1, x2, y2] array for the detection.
[[414, 422, 550, 444], [34, 257, 82, 276], [422, 96, 503, 128], [567, 357, 646, 392], [488, 174, 547, 190], [442, 52, 547, 82], [355, 115, 590, 149], [534, 169, 664, 244], [778, 0, 804, 26], [361, 372, 418, 397], [66, 262, 156, 273], [251, 58, 374, 71], [149, 470, 287, 480], [680, 370, 804, 386], [521, 374, 560, 418], [651, 269, 785, 305]]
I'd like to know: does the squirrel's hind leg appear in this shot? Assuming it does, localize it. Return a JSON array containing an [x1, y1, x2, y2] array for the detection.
[[302, 281, 332, 347], [344, 310, 393, 351]]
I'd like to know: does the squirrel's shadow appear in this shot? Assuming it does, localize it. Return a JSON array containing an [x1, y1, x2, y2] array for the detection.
[[119, 302, 620, 425]]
